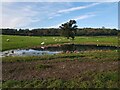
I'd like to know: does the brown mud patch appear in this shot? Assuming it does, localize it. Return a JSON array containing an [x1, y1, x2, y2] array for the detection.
[[2, 59, 118, 81]]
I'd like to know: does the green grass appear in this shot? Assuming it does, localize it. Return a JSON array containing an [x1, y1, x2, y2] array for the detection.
[[2, 71, 118, 88], [2, 35, 118, 51], [2, 35, 68, 51]]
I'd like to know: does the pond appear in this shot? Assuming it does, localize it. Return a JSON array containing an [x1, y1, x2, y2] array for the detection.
[[1, 49, 62, 57], [32, 44, 118, 52], [1, 44, 118, 57]]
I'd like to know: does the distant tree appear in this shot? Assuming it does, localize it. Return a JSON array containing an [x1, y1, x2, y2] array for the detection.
[[59, 20, 78, 40], [102, 26, 105, 29]]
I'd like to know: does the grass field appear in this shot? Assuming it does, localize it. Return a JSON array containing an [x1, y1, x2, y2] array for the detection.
[[2, 35, 118, 51], [1, 35, 119, 88]]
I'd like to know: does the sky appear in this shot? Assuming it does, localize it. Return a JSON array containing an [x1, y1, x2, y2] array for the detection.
[[1, 2, 118, 29]]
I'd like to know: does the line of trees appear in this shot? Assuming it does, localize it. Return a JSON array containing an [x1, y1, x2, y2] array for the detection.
[[1, 28, 60, 36], [1, 27, 119, 36]]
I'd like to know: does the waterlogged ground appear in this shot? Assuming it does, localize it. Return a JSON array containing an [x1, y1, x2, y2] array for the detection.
[[2, 50, 119, 88]]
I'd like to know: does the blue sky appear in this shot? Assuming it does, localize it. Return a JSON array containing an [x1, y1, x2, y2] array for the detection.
[[1, 2, 118, 29]]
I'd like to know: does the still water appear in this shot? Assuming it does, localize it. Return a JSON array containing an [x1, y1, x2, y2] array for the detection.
[[1, 44, 118, 57]]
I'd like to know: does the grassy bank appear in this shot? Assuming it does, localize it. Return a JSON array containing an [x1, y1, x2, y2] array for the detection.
[[2, 71, 118, 88], [2, 35, 118, 51]]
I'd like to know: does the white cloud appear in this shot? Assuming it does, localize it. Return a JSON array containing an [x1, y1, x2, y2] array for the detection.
[[1, 4, 39, 28], [1, 2, 72, 28], [48, 3, 100, 19], [57, 3, 100, 13], [1, 2, 117, 29], [74, 14, 95, 21], [48, 13, 62, 19], [50, 13, 95, 28]]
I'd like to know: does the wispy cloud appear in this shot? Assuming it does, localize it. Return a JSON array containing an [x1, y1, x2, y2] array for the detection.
[[1, 3, 40, 28], [1, 2, 117, 29], [57, 3, 100, 13], [48, 3, 99, 19], [49, 13, 95, 28], [1, 2, 72, 28], [74, 14, 95, 21], [48, 13, 61, 19]]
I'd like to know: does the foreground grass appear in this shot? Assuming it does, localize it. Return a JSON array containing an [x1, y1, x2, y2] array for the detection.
[[2, 71, 118, 88], [2, 35, 118, 51], [2, 50, 119, 88]]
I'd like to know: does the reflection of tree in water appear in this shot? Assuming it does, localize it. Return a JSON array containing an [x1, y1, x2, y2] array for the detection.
[[62, 44, 76, 52]]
